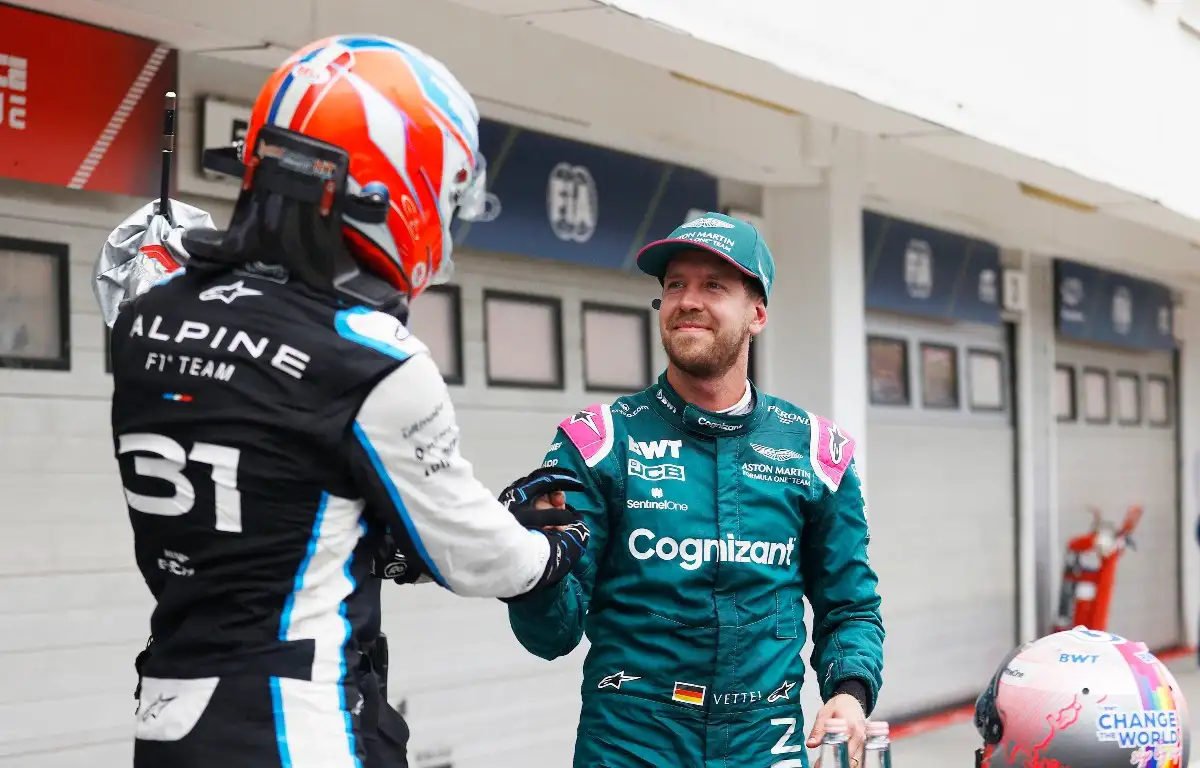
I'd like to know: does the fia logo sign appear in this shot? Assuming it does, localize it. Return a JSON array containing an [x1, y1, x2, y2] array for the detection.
[[904, 238, 933, 299], [548, 162, 598, 243], [1112, 285, 1133, 336]]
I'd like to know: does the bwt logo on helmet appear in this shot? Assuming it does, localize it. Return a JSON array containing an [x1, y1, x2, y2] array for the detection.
[[628, 528, 795, 571]]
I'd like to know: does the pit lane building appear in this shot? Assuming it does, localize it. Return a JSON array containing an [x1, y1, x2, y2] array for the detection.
[[1, 1, 1199, 765]]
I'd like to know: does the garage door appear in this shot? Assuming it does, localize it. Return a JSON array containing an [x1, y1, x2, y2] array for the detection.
[[1054, 343, 1179, 650], [858, 211, 1017, 719], [381, 248, 665, 768], [1051, 257, 1181, 651], [864, 315, 1017, 718]]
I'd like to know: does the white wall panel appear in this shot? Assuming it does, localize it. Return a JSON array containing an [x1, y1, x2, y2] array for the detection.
[[864, 314, 1016, 718], [0, 180, 147, 768], [1054, 342, 1180, 650]]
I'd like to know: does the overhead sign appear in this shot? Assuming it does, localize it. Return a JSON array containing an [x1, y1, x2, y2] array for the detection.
[[862, 210, 1003, 325], [1054, 258, 1174, 351], [0, 4, 178, 198], [451, 118, 719, 271]]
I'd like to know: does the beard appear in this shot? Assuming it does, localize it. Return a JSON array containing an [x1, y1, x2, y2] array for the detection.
[[662, 311, 750, 379]]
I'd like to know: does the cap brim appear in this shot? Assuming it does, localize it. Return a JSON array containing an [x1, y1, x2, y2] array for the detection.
[[635, 238, 759, 282]]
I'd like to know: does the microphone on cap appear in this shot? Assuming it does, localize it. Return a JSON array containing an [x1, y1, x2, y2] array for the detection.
[[651, 298, 662, 310]]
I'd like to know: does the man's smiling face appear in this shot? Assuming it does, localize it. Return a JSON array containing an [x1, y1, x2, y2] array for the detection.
[[657, 250, 766, 379]]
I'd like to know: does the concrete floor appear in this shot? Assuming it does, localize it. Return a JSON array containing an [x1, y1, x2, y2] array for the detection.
[[888, 653, 1200, 767]]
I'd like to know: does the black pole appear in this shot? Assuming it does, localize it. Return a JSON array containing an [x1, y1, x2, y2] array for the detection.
[[160, 91, 177, 224]]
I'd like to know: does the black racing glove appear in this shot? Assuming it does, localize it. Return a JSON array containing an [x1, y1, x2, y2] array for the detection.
[[503, 515, 590, 603], [541, 518, 590, 584], [371, 530, 427, 585], [498, 466, 587, 529]]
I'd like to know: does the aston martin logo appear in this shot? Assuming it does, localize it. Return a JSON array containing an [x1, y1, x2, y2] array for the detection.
[[750, 444, 803, 462]]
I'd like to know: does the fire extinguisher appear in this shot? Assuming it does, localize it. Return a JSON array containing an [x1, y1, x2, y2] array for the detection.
[[1053, 505, 1143, 634]]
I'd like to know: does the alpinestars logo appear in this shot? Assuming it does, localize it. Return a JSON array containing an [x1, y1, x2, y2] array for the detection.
[[199, 280, 263, 304], [569, 409, 602, 435], [767, 680, 795, 703], [827, 424, 849, 464], [598, 671, 640, 690], [750, 444, 803, 462]]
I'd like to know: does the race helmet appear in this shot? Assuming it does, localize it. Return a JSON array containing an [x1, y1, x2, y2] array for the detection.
[[974, 626, 1189, 768], [239, 34, 490, 299]]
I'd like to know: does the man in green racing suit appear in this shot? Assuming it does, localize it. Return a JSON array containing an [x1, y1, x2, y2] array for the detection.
[[505, 212, 885, 767]]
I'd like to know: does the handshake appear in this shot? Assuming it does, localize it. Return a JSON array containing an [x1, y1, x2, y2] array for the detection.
[[372, 467, 592, 593]]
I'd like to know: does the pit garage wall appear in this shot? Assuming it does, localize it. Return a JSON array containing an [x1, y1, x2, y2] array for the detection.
[[1054, 342, 1177, 648], [0, 180, 158, 768], [1049, 258, 1182, 651], [854, 211, 1018, 719], [862, 135, 1200, 653], [1180, 280, 1200, 657]]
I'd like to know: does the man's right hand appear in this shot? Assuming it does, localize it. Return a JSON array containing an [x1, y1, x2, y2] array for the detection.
[[498, 466, 585, 528], [502, 513, 590, 602], [372, 530, 428, 585]]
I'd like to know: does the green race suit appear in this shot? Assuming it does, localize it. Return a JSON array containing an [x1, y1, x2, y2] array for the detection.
[[508, 374, 885, 768]]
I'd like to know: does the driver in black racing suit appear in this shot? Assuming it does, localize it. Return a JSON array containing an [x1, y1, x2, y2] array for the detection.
[[105, 34, 588, 768]]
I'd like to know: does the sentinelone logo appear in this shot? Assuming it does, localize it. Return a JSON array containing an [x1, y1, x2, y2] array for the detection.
[[627, 498, 688, 511], [628, 528, 795, 571]]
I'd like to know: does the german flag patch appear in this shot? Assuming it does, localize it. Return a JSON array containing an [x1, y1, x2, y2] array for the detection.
[[672, 681, 706, 706]]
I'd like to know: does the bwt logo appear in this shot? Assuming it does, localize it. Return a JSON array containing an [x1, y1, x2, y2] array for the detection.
[[628, 437, 682, 460], [1059, 653, 1099, 664], [547, 162, 598, 243], [0, 53, 28, 131]]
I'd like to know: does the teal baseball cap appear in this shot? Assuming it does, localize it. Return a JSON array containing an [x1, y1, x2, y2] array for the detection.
[[635, 212, 775, 303]]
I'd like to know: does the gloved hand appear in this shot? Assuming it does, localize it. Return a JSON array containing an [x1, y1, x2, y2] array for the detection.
[[498, 466, 586, 529], [504, 515, 591, 603], [371, 530, 428, 585], [541, 519, 590, 580]]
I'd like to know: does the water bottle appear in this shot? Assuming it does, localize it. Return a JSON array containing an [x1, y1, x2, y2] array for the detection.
[[816, 717, 851, 768], [863, 720, 892, 768]]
